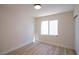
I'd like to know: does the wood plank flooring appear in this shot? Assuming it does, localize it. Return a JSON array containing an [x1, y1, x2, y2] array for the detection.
[[7, 42, 76, 55]]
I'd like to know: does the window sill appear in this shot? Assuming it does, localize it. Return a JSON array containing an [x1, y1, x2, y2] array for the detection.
[[40, 35, 58, 37]]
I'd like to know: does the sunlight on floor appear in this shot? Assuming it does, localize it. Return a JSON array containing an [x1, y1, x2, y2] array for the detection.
[[33, 35, 36, 42]]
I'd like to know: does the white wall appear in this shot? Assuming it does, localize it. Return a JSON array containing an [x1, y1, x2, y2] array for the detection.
[[74, 5, 79, 54], [0, 5, 34, 54], [35, 11, 75, 49]]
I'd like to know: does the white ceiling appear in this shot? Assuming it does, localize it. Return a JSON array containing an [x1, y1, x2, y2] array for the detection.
[[24, 4, 74, 17], [0, 4, 75, 17]]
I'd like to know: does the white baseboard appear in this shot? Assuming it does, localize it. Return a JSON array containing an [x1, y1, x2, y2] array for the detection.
[[0, 42, 32, 55]]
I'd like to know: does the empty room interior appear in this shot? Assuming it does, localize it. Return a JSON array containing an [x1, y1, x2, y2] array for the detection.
[[0, 4, 79, 55]]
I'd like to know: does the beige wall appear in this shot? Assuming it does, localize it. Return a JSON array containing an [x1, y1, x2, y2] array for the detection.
[[74, 5, 79, 16], [0, 5, 34, 54], [35, 11, 75, 49], [74, 5, 79, 54]]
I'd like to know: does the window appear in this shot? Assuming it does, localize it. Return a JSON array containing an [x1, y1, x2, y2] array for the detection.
[[41, 20, 58, 35], [49, 20, 58, 35], [41, 21, 48, 35]]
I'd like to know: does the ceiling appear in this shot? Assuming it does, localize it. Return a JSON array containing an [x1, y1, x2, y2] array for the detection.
[[25, 4, 74, 17], [0, 4, 75, 17]]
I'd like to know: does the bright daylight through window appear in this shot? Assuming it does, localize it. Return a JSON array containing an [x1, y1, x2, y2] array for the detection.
[[41, 20, 58, 35]]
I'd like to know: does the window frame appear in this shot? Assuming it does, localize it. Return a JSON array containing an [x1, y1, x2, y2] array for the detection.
[[40, 20, 48, 35], [40, 20, 58, 36]]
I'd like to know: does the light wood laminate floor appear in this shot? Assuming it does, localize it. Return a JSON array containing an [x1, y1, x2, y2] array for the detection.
[[7, 42, 76, 55]]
